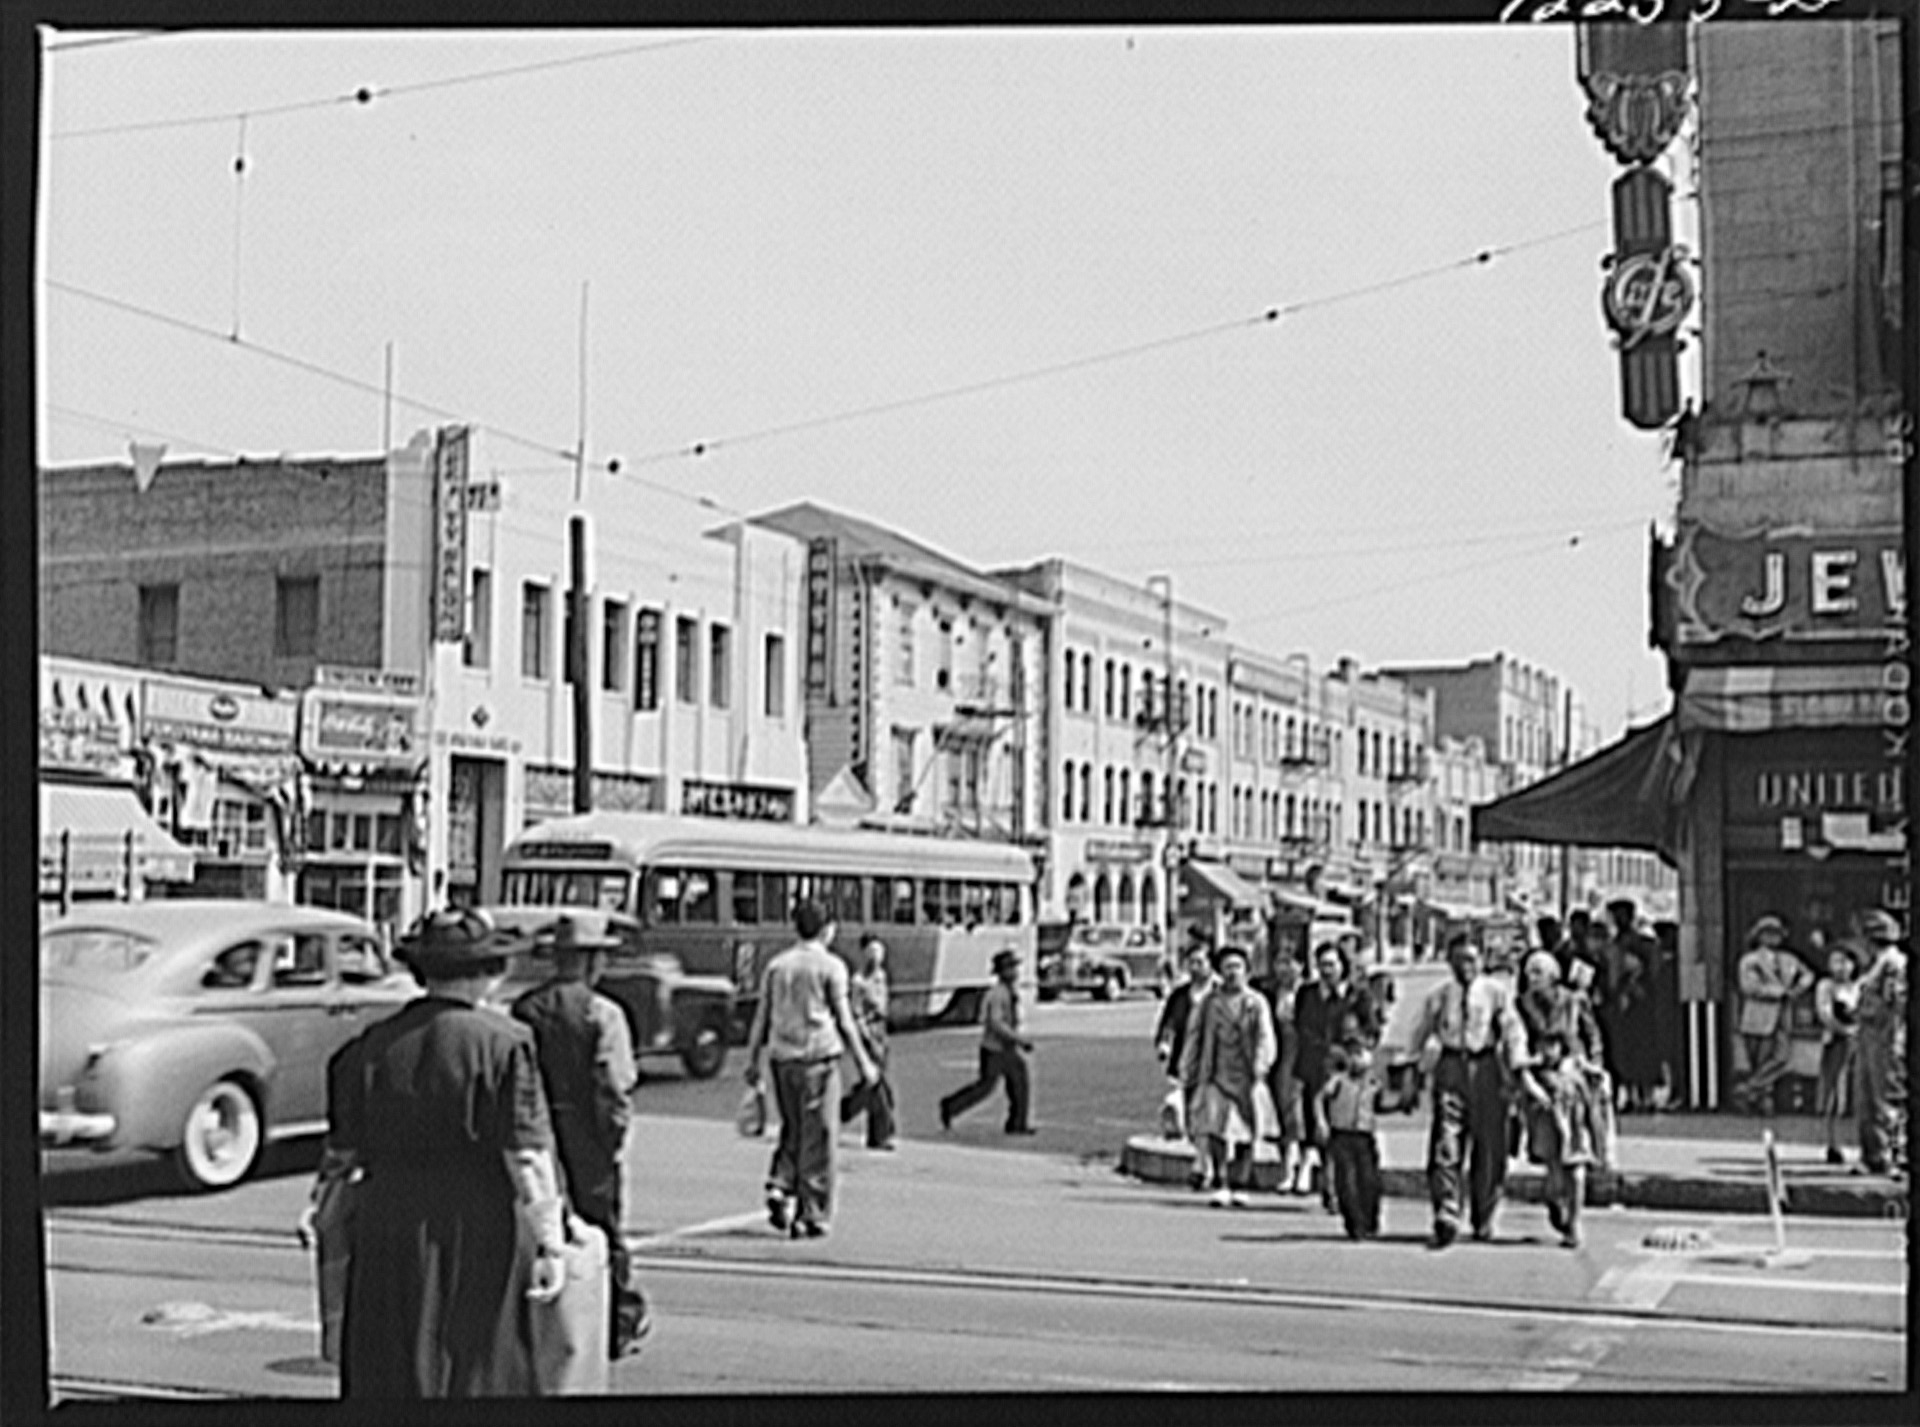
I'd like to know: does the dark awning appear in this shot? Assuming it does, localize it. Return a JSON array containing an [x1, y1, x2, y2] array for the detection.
[[1471, 715, 1691, 861]]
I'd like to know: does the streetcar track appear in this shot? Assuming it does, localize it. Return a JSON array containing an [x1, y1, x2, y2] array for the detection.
[[46, 1212, 1905, 1343]]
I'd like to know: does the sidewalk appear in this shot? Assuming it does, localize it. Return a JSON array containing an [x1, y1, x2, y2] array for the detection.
[[1119, 1112, 1911, 1218]]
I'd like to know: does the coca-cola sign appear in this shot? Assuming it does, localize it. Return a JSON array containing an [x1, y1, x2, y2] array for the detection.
[[300, 689, 424, 769]]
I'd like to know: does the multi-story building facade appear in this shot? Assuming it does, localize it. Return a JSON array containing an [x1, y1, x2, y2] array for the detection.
[[1382, 651, 1572, 919], [742, 502, 1053, 848], [39, 431, 812, 931], [1643, 21, 1907, 1106], [996, 560, 1234, 938]]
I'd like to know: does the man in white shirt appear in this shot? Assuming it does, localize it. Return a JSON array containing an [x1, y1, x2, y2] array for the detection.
[[744, 899, 876, 1238], [1409, 933, 1529, 1248], [1734, 914, 1815, 1117]]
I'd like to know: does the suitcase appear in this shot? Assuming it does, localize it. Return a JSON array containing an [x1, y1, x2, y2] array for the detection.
[[531, 1218, 611, 1395], [310, 1174, 356, 1366]]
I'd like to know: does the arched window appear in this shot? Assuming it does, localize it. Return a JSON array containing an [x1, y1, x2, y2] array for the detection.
[[1079, 654, 1093, 712], [1078, 763, 1092, 823], [1104, 659, 1116, 718], [1119, 665, 1131, 723], [1066, 870, 1089, 920], [1285, 792, 1296, 836], [1093, 872, 1112, 922], [1117, 872, 1136, 922], [1118, 768, 1131, 825], [1061, 761, 1075, 822], [1141, 872, 1160, 927], [1140, 769, 1156, 825], [1102, 766, 1115, 824]]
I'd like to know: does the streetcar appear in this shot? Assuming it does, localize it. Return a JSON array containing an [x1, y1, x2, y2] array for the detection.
[[497, 812, 1036, 1032]]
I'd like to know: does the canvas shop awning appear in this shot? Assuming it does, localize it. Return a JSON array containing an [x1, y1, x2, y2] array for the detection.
[[1471, 714, 1692, 861], [1676, 663, 1884, 733], [40, 781, 197, 887], [1180, 859, 1264, 909]]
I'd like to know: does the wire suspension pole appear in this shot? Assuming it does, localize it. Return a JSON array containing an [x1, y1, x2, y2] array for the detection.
[[229, 114, 248, 341]]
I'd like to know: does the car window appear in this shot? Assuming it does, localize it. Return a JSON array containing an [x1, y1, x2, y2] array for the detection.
[[202, 940, 265, 990], [338, 934, 390, 985], [271, 933, 331, 989], [43, 928, 158, 977]]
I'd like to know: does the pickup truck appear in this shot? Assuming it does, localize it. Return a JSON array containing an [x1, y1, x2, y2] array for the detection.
[[483, 907, 737, 1079]]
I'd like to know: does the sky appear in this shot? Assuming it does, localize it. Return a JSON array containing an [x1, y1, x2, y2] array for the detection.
[[37, 22, 1688, 743]]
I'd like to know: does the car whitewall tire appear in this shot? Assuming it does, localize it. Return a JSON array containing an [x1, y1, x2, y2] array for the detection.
[[175, 1078, 263, 1191]]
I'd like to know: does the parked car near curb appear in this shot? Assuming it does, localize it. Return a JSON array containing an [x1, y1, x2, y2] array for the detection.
[[39, 900, 416, 1191], [1036, 922, 1170, 1001], [482, 907, 736, 1080]]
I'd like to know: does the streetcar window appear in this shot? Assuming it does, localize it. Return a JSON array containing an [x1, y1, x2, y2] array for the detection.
[[732, 870, 762, 925], [759, 872, 789, 925], [921, 877, 944, 925], [827, 875, 864, 926], [502, 869, 627, 909], [963, 881, 988, 928], [881, 877, 915, 925]]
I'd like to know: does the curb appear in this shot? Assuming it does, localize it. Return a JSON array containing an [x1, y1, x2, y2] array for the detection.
[[1118, 1136, 1907, 1220]]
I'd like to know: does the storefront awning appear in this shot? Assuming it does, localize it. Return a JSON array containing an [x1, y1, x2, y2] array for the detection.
[[40, 781, 197, 885], [1181, 860, 1263, 909], [1269, 886, 1349, 920], [1471, 715, 1691, 861], [1678, 663, 1883, 732]]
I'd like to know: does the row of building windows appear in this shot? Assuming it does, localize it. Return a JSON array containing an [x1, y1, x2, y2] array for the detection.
[[462, 571, 787, 718], [138, 577, 321, 665], [1060, 650, 1222, 740]]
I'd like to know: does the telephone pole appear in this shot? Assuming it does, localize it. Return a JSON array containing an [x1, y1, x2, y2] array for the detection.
[[569, 282, 592, 815]]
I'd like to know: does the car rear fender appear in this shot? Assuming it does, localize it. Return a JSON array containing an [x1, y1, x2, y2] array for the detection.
[[87, 1024, 277, 1153]]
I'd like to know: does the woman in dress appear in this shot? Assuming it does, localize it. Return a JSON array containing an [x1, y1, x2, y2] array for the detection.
[[1515, 949, 1608, 1249], [1813, 939, 1863, 1165], [1264, 953, 1307, 1194], [1179, 944, 1277, 1207], [1293, 942, 1379, 1210], [315, 909, 569, 1398]]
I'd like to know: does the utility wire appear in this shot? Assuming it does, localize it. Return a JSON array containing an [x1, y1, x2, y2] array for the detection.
[[1229, 519, 1643, 629], [44, 30, 176, 53], [47, 215, 1605, 522], [47, 33, 725, 141], [628, 218, 1609, 468]]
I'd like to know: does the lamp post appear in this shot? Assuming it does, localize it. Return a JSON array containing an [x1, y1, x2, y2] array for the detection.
[[1146, 574, 1178, 952]]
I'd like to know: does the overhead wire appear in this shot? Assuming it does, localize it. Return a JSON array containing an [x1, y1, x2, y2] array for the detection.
[[626, 219, 1610, 469], [45, 213, 1607, 527], [46, 32, 727, 141]]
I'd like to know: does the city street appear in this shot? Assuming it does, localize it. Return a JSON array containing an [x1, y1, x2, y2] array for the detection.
[[37, 996, 1908, 1400]]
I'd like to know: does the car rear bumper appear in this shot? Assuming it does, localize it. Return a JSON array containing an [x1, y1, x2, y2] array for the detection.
[[41, 1090, 116, 1145]]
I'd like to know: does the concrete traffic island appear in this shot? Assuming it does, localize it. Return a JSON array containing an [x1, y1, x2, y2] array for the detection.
[[1119, 1124, 1909, 1219]]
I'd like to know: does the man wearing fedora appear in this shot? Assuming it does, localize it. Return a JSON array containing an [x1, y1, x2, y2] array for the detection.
[[939, 947, 1036, 1135], [1734, 914, 1814, 1117], [511, 913, 650, 1358], [1852, 909, 1908, 1176]]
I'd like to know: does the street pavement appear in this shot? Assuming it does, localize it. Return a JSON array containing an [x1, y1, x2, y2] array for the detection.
[[1121, 1109, 1911, 1218]]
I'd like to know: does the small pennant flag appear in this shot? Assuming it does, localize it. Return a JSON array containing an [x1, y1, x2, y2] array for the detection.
[[130, 441, 167, 494]]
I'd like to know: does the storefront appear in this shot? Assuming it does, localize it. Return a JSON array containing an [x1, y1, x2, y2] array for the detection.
[[297, 671, 429, 939], [140, 675, 303, 903]]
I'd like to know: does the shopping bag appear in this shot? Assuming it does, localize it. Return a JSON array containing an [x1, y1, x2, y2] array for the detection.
[[736, 1083, 768, 1138], [1158, 1084, 1185, 1140], [531, 1218, 611, 1395], [310, 1172, 357, 1366]]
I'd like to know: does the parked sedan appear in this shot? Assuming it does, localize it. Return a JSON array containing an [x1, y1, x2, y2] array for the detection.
[[482, 907, 736, 1080], [39, 900, 416, 1191]]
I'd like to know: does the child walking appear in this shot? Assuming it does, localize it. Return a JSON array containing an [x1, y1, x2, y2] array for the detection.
[[1316, 1029, 1392, 1240]]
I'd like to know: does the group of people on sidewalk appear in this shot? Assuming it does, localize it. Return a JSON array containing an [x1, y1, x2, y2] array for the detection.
[[1156, 927, 1620, 1250], [1735, 907, 1908, 1177]]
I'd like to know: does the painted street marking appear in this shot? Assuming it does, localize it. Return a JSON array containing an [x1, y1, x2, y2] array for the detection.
[[140, 1301, 316, 1337], [1669, 1273, 1907, 1297], [627, 1210, 765, 1251]]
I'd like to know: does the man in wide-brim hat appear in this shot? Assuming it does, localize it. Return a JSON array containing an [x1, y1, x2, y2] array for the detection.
[[511, 912, 651, 1357], [1733, 913, 1813, 1117], [940, 947, 1036, 1135], [312, 906, 568, 1397], [1851, 909, 1908, 1175]]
